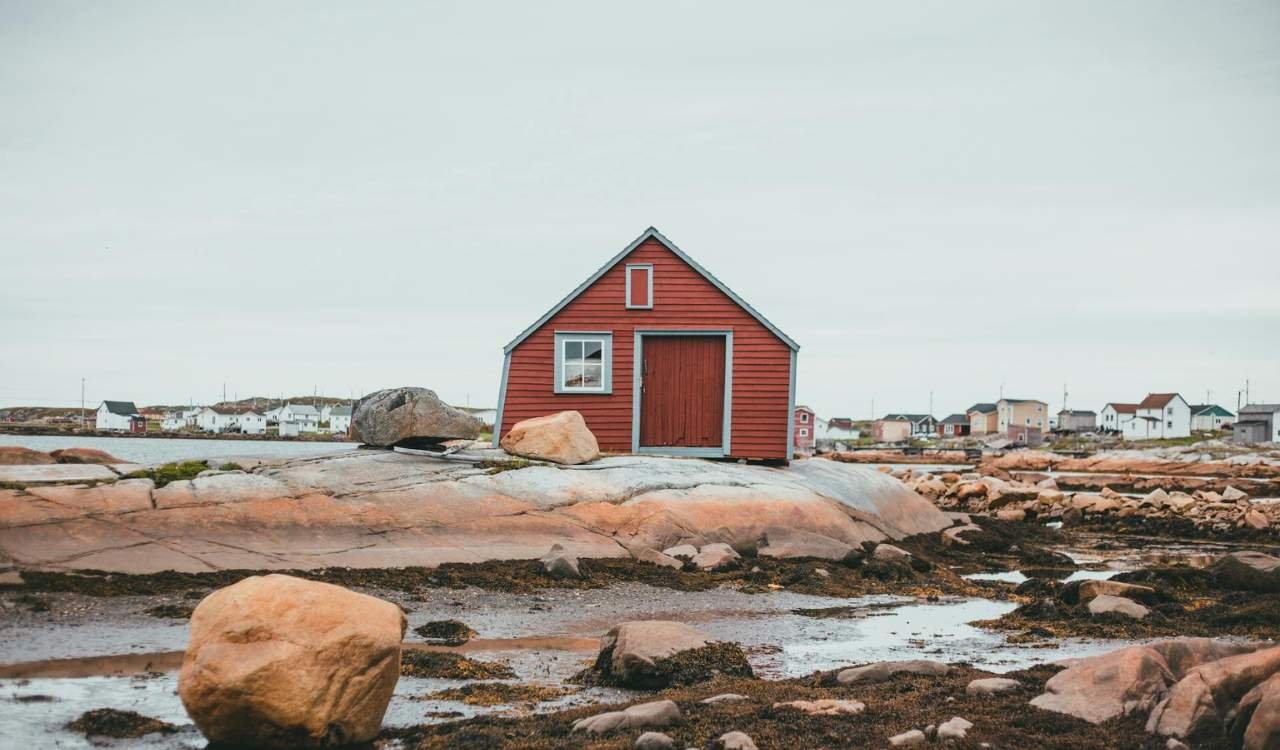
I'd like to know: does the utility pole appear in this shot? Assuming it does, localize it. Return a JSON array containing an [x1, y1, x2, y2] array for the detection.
[[999, 382, 1005, 399], [928, 390, 933, 417], [870, 398, 875, 420], [1245, 379, 1250, 406], [1062, 383, 1068, 412], [222, 382, 226, 404]]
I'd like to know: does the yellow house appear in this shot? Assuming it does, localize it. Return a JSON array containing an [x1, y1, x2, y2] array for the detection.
[[966, 403, 998, 434], [997, 398, 1048, 443]]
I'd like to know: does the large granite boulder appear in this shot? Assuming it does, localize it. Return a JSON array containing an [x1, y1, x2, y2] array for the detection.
[[1147, 645, 1280, 739], [500, 410, 600, 465], [1235, 673, 1280, 750], [178, 574, 406, 748], [597, 621, 708, 686], [757, 527, 855, 561], [1209, 551, 1280, 593], [1031, 639, 1261, 725], [351, 387, 482, 446]]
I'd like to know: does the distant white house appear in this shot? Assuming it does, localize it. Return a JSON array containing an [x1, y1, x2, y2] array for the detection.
[[329, 405, 353, 434], [1121, 393, 1191, 440], [1100, 403, 1137, 432], [278, 403, 320, 433], [1189, 404, 1234, 432], [95, 401, 143, 432], [197, 406, 266, 434], [161, 411, 185, 431], [264, 406, 284, 424]]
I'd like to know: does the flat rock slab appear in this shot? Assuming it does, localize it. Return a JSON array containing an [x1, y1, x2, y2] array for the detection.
[[0, 452, 950, 574], [0, 464, 118, 484]]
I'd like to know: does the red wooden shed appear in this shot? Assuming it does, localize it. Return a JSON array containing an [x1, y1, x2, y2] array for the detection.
[[494, 227, 800, 462]]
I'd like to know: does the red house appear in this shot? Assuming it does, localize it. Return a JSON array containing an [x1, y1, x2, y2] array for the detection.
[[495, 228, 800, 462], [793, 405, 816, 454]]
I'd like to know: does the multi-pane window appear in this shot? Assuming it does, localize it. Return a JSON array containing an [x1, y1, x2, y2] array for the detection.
[[554, 332, 612, 394]]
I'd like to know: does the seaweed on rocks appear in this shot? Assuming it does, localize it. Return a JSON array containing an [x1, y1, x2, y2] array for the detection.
[[381, 664, 1175, 750], [401, 651, 516, 680], [413, 619, 478, 645], [66, 708, 177, 739]]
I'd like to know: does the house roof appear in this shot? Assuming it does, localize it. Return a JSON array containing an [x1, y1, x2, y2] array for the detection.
[[1058, 409, 1097, 417], [1138, 393, 1182, 409], [100, 401, 139, 416], [999, 398, 1045, 405], [284, 404, 320, 416], [1105, 403, 1139, 414], [1189, 404, 1234, 418], [941, 413, 968, 425], [1240, 404, 1280, 415], [330, 405, 352, 417], [503, 227, 800, 354], [966, 403, 997, 414], [794, 405, 814, 413], [881, 413, 933, 423], [827, 417, 856, 430]]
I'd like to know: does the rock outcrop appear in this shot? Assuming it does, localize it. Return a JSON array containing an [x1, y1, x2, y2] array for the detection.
[[500, 410, 600, 465], [0, 446, 56, 465], [351, 387, 482, 446], [178, 574, 406, 748], [0, 452, 951, 574], [1030, 639, 1263, 727], [836, 659, 951, 685]]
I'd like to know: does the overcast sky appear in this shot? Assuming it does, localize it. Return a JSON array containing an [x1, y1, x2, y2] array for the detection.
[[2, 1, 1278, 418]]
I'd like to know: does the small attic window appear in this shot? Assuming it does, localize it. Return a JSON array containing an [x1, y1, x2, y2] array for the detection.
[[625, 264, 653, 309]]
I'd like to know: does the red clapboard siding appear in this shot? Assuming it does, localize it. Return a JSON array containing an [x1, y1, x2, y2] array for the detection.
[[499, 234, 795, 460]]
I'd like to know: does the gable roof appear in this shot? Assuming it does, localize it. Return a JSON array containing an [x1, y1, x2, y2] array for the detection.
[[503, 227, 799, 354], [966, 403, 997, 415], [826, 417, 856, 430], [998, 397, 1045, 406], [1105, 402, 1138, 414], [100, 400, 139, 416], [1189, 404, 1233, 418], [1058, 409, 1097, 416], [330, 405, 353, 417], [1138, 393, 1182, 410], [941, 413, 968, 424], [794, 404, 814, 413], [283, 404, 320, 416], [881, 413, 933, 424]]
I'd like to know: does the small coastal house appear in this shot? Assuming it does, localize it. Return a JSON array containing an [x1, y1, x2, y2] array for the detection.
[[328, 405, 353, 435], [937, 413, 971, 437], [997, 398, 1047, 444], [1121, 393, 1191, 440], [197, 406, 265, 434], [822, 417, 862, 441], [793, 405, 816, 454], [874, 414, 935, 442], [278, 403, 321, 433], [494, 228, 800, 461], [966, 403, 998, 435], [1056, 409, 1097, 432], [1100, 403, 1137, 433], [1189, 404, 1234, 432], [264, 406, 284, 424], [161, 411, 185, 431], [1233, 404, 1280, 445], [95, 401, 145, 433]]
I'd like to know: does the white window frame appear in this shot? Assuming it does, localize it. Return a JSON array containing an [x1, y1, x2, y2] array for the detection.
[[800, 412, 809, 423], [625, 264, 654, 310], [553, 331, 612, 394], [799, 428, 808, 437]]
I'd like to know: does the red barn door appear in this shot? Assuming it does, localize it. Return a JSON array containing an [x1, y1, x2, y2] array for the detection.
[[639, 335, 726, 448]]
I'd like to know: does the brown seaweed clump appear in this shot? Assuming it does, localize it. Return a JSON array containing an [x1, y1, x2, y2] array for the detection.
[[401, 651, 516, 680], [66, 708, 177, 738], [422, 683, 575, 707], [413, 619, 478, 645]]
